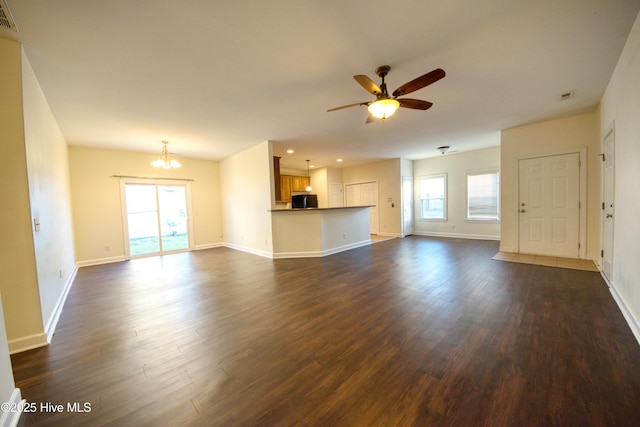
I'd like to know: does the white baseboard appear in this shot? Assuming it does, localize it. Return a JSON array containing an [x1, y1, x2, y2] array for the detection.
[[321, 240, 372, 256], [223, 243, 273, 259], [0, 389, 23, 427], [603, 274, 640, 346], [272, 240, 371, 259], [76, 255, 126, 267], [8, 332, 47, 355], [194, 243, 225, 251], [413, 231, 500, 241], [44, 265, 78, 343]]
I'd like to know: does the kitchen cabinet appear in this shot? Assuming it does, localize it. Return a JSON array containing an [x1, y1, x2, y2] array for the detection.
[[291, 176, 310, 192], [280, 175, 292, 203], [277, 174, 311, 203]]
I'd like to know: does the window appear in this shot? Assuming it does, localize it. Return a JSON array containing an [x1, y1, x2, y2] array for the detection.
[[419, 174, 446, 220], [466, 170, 500, 221]]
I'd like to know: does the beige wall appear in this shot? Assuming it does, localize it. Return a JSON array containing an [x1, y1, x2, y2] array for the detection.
[[220, 141, 273, 256], [0, 39, 45, 348], [22, 48, 77, 340], [0, 293, 21, 424], [599, 11, 640, 336], [342, 158, 402, 236], [69, 146, 223, 264], [500, 113, 600, 257], [413, 146, 501, 240]]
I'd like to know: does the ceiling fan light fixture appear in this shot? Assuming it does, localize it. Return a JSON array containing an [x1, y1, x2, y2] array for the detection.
[[368, 99, 399, 120], [151, 141, 181, 168]]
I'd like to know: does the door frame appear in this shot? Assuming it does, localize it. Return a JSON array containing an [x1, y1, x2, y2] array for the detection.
[[601, 122, 615, 281], [515, 147, 587, 259], [120, 178, 195, 259], [402, 176, 414, 237]]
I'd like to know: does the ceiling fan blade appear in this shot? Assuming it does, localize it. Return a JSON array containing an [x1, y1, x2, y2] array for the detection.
[[354, 75, 383, 96], [398, 98, 433, 110], [327, 102, 370, 112], [392, 68, 445, 97]]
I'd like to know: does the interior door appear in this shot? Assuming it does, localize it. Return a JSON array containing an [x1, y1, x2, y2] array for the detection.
[[602, 128, 615, 280], [402, 176, 413, 236], [329, 183, 344, 207], [518, 153, 580, 257]]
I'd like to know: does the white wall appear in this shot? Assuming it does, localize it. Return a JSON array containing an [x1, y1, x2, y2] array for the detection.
[[342, 158, 402, 236], [500, 113, 600, 256], [22, 49, 77, 343], [69, 146, 223, 265], [599, 10, 640, 338], [413, 146, 500, 240], [220, 141, 273, 257]]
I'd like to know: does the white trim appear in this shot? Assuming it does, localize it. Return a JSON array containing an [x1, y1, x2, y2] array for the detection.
[[76, 256, 127, 268], [514, 148, 587, 258], [272, 240, 371, 259], [465, 168, 500, 221], [44, 265, 78, 343], [600, 272, 640, 346], [413, 231, 500, 241], [8, 333, 47, 355], [417, 173, 448, 221], [119, 178, 195, 260], [223, 243, 273, 259], [193, 243, 225, 251], [0, 389, 24, 427]]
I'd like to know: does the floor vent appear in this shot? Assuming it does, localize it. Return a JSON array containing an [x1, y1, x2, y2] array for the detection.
[[0, 0, 18, 32]]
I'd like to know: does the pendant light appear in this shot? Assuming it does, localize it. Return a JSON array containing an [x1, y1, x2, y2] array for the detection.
[[151, 141, 181, 169], [305, 160, 313, 192]]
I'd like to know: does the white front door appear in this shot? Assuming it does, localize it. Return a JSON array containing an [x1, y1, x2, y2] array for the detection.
[[518, 153, 580, 257], [602, 127, 615, 280], [402, 176, 413, 236]]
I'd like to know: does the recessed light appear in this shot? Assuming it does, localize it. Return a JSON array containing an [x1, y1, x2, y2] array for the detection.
[[337, 158, 343, 162], [286, 149, 294, 154], [310, 164, 315, 168]]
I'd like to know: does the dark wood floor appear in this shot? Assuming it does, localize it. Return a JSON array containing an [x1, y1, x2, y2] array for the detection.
[[11, 236, 640, 426]]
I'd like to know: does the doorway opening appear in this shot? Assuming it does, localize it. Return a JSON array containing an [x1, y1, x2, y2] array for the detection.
[[121, 179, 193, 258]]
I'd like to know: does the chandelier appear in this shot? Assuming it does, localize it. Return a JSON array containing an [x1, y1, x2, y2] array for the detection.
[[151, 141, 181, 169]]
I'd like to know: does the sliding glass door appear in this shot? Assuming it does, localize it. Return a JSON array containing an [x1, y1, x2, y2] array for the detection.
[[122, 179, 192, 257]]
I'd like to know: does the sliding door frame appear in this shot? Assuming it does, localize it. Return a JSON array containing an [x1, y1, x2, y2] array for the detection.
[[119, 178, 195, 259]]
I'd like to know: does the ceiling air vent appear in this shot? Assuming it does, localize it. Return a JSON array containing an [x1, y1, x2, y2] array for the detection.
[[0, 0, 18, 32]]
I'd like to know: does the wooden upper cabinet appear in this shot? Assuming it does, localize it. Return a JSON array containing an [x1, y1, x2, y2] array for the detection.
[[292, 176, 310, 192], [280, 175, 292, 203], [278, 174, 310, 203]]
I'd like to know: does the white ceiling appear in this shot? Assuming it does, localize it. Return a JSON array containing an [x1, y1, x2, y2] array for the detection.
[[2, 0, 639, 171]]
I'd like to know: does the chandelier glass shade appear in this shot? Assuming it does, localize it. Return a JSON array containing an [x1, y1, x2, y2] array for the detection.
[[151, 141, 181, 168], [368, 98, 400, 120]]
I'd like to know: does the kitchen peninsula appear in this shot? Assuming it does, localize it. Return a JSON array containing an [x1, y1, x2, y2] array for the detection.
[[270, 206, 371, 258]]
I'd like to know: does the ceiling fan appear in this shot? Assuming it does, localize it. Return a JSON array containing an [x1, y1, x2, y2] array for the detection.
[[327, 65, 445, 122]]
